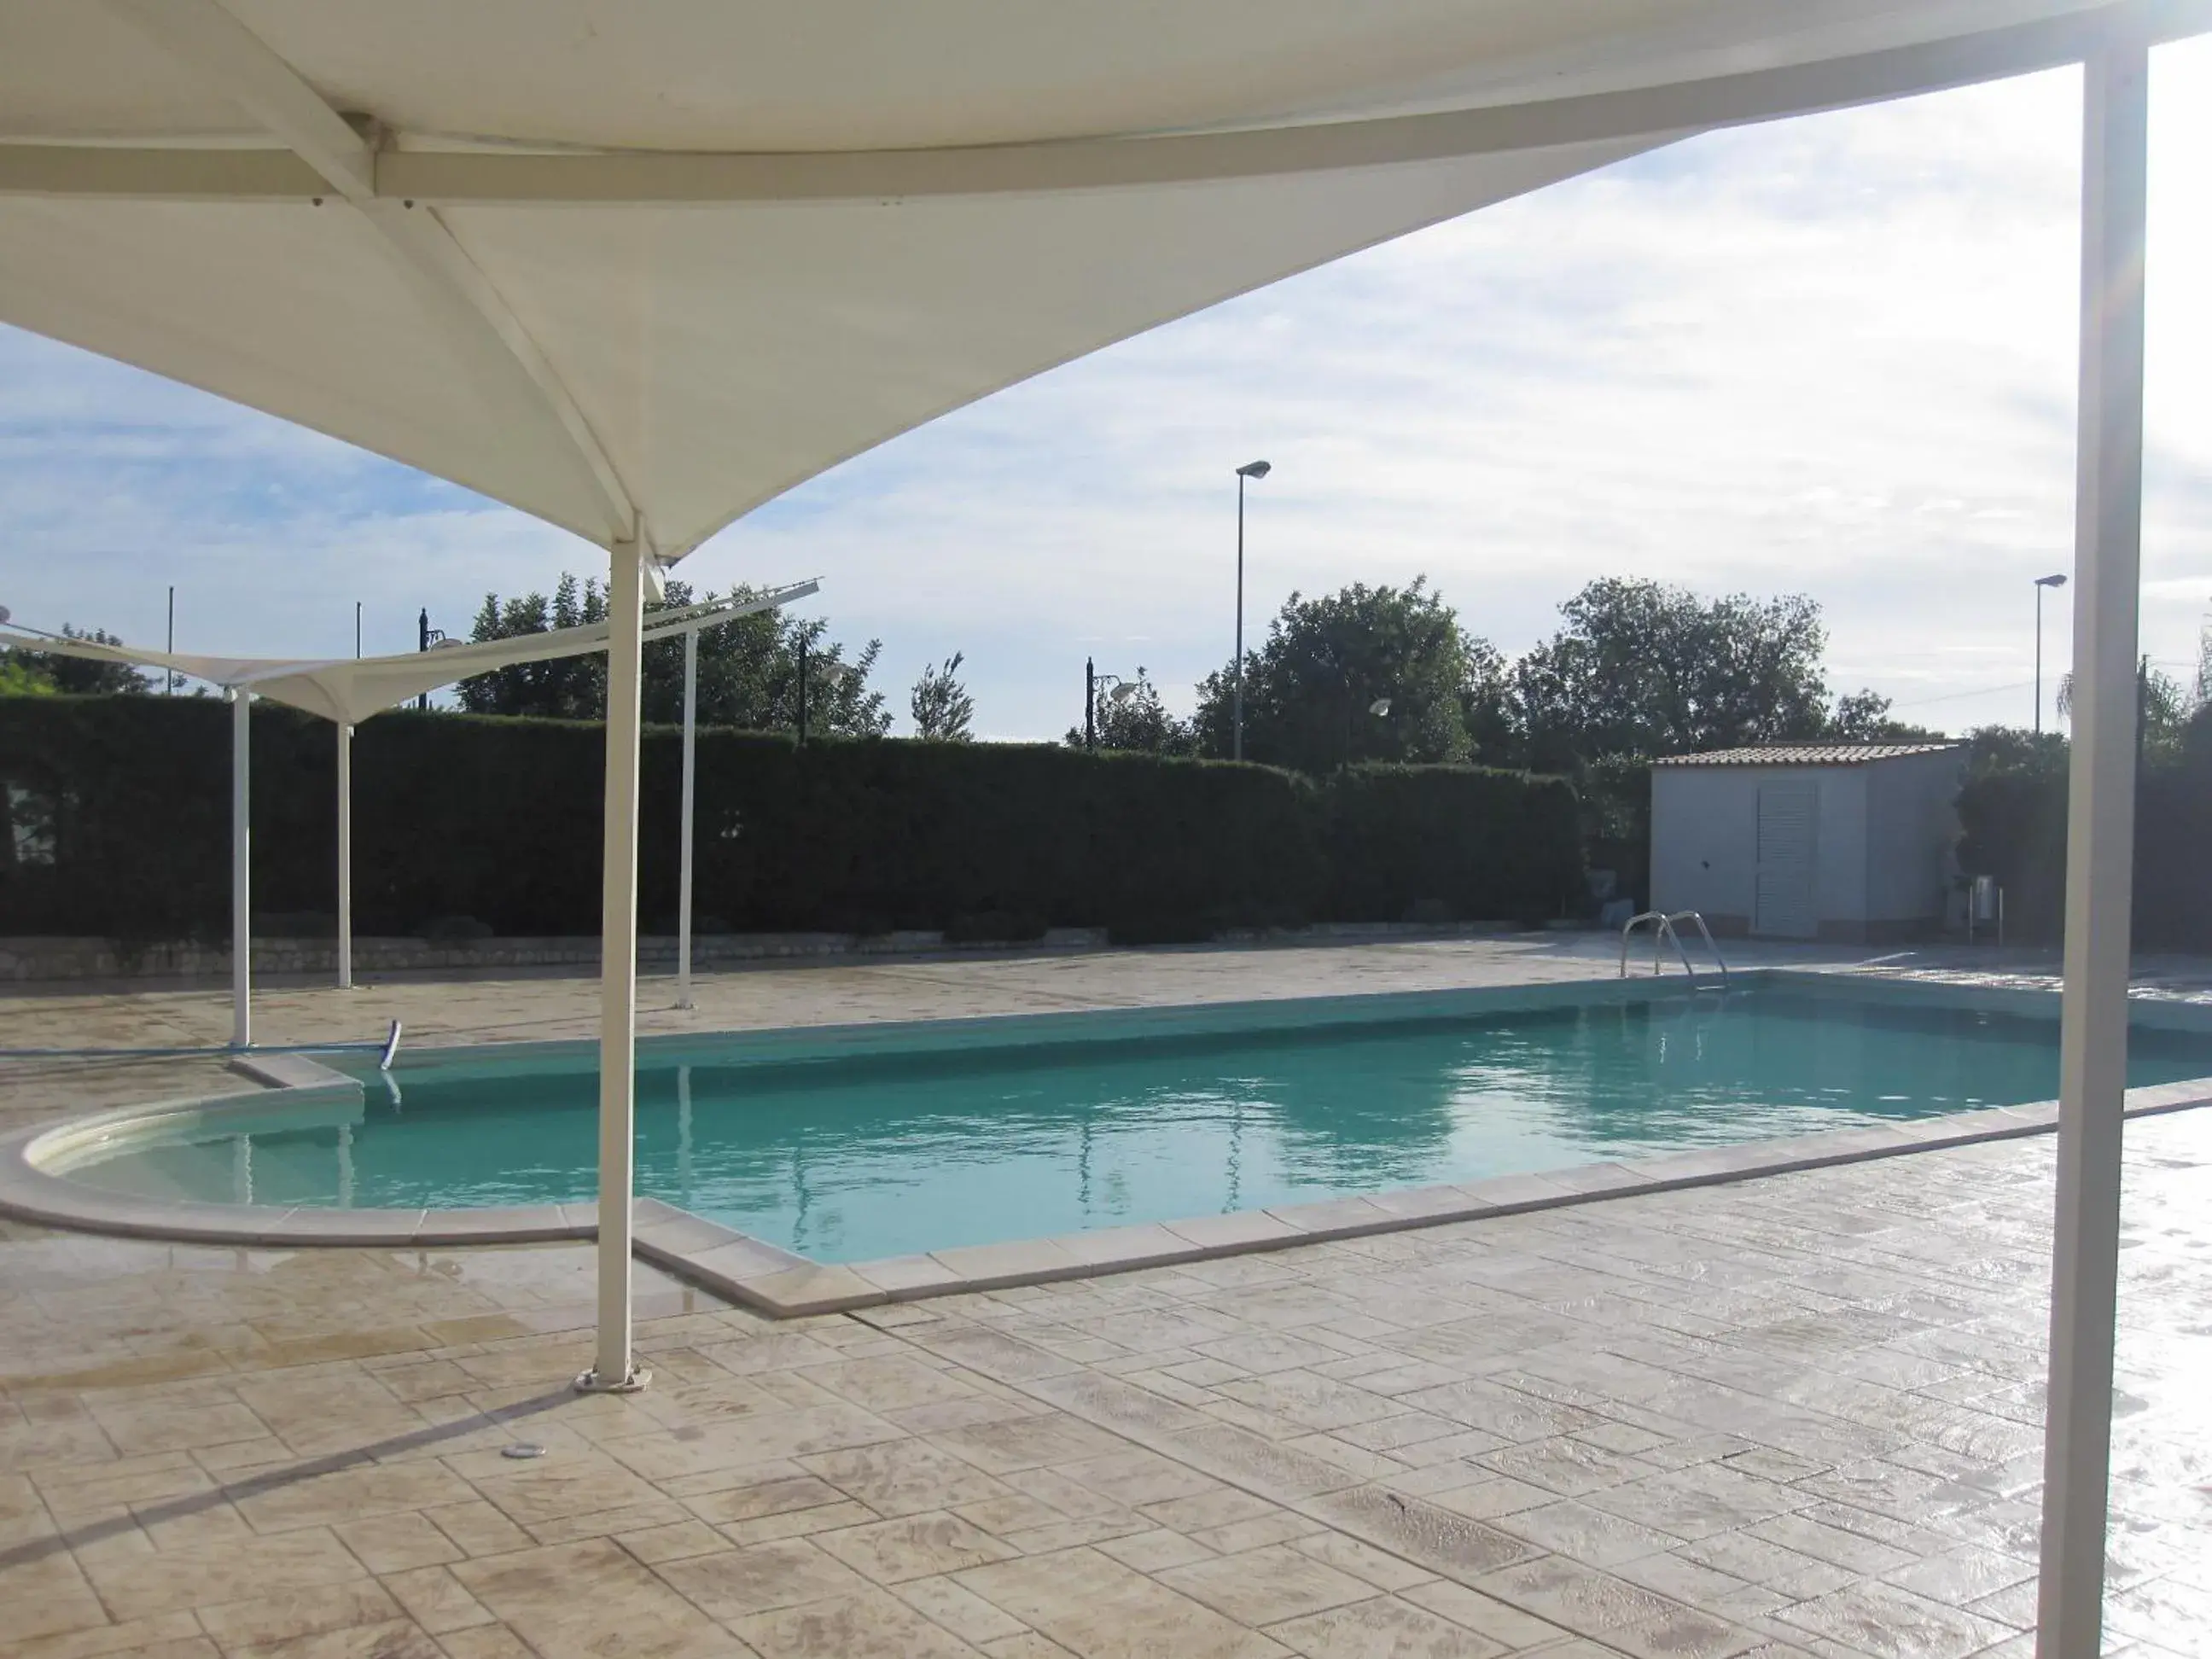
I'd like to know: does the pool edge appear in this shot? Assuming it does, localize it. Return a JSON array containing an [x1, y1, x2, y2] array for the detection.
[[5, 1053, 2208, 1319]]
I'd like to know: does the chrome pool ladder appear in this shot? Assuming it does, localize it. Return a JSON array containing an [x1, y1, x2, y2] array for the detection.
[[1619, 910, 1731, 989]]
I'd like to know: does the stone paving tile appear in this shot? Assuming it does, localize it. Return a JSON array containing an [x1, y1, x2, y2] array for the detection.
[[728, 1584, 987, 1657], [3, 946, 2210, 1659], [1266, 1595, 1513, 1658], [454, 1536, 749, 1657], [957, 1545, 1290, 1658], [1153, 1543, 1376, 1626]]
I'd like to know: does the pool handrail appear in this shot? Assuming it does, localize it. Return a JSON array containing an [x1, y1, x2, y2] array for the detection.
[[1619, 910, 1730, 989], [1670, 910, 1732, 988]]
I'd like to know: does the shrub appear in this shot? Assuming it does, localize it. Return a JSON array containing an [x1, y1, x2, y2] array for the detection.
[[1323, 764, 1584, 926], [1956, 731, 2212, 949]]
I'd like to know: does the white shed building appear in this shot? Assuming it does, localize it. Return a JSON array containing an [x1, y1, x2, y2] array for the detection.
[[1650, 743, 1967, 943]]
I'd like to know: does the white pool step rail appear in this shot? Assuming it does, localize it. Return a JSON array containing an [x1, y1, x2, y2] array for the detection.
[[1619, 910, 1732, 989]]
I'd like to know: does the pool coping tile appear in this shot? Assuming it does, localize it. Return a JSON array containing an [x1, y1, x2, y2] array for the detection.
[[850, 1254, 969, 1295], [1162, 1209, 1310, 1251], [927, 1237, 1090, 1289], [1042, 1223, 1206, 1271], [1264, 1196, 1403, 1239]]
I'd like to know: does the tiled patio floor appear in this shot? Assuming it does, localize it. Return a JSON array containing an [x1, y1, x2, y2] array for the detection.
[[3, 941, 2208, 1657]]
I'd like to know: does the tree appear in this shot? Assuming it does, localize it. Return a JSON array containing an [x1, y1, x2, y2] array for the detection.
[[457, 574, 890, 736], [1962, 724, 2068, 778], [1189, 579, 1496, 772], [1827, 689, 1942, 743], [910, 652, 975, 741], [0, 655, 57, 697], [1512, 579, 1836, 768], [3, 626, 154, 696], [1065, 668, 1196, 754], [2058, 661, 2190, 757], [460, 573, 607, 719]]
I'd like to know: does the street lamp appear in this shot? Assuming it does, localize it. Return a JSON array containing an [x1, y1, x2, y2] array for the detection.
[[797, 643, 852, 747], [1232, 459, 1271, 761], [416, 608, 450, 710], [1084, 659, 1135, 748], [2034, 573, 2068, 736]]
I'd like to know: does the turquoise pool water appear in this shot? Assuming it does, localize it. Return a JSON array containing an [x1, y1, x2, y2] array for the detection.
[[67, 984, 2212, 1262]]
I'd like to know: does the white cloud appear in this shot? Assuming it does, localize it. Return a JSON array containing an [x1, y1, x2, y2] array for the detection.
[[4, 39, 2210, 733]]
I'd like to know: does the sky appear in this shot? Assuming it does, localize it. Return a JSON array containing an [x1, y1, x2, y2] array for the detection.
[[3, 39, 2209, 742]]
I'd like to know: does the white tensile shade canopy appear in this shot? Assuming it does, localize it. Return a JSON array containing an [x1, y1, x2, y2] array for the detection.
[[3, 4, 2201, 1645], [0, 580, 816, 1035]]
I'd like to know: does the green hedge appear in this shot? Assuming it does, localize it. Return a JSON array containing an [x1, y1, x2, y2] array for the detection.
[[1957, 725, 2212, 949], [0, 697, 1585, 943]]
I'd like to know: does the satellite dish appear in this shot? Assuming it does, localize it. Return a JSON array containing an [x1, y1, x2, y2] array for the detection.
[[1369, 698, 1392, 717]]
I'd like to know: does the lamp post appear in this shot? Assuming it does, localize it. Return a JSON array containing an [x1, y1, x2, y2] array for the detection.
[[801, 649, 851, 748], [416, 609, 449, 710], [2034, 573, 2068, 736], [1232, 459, 1271, 760], [1085, 661, 1134, 749]]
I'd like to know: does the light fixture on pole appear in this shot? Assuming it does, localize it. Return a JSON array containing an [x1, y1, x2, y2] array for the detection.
[[1232, 460, 1271, 761], [416, 609, 450, 710], [1086, 664, 1136, 748], [2034, 573, 2068, 736], [801, 650, 853, 749], [0, 608, 51, 638]]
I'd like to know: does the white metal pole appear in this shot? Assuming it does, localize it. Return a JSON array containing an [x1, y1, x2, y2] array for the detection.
[[336, 722, 353, 990], [2037, 29, 2148, 1659], [1233, 474, 1245, 762], [678, 1062, 693, 1207], [2035, 584, 2046, 738], [678, 626, 698, 1010], [230, 688, 251, 1048], [584, 536, 649, 1394]]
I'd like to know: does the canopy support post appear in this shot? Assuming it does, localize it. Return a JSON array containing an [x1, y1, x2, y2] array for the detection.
[[580, 534, 649, 1395], [336, 722, 353, 990], [2036, 26, 2147, 1659], [678, 626, 698, 1010], [230, 688, 251, 1048]]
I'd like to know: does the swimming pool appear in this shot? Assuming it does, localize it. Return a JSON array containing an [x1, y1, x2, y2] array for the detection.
[[56, 977, 2212, 1262]]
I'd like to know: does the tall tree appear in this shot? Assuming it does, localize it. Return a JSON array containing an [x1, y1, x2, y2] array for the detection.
[[457, 576, 889, 736], [1064, 668, 1196, 754], [1513, 579, 1843, 767], [910, 652, 976, 741], [1190, 579, 1497, 771], [0, 656, 57, 697], [3, 626, 154, 696], [2058, 661, 2191, 758], [1827, 689, 1941, 743], [461, 573, 608, 719]]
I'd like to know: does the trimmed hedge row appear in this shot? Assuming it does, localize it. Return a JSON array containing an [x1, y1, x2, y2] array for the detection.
[[0, 697, 1586, 943], [1956, 734, 2212, 949]]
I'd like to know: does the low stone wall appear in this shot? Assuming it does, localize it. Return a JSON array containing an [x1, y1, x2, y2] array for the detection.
[[0, 919, 1540, 983], [0, 930, 1106, 982]]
